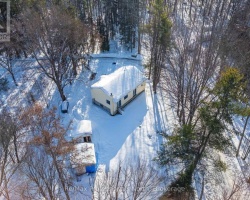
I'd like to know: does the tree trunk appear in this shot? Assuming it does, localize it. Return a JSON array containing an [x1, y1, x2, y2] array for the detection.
[[3, 172, 11, 200], [13, 133, 20, 163], [181, 129, 213, 187], [236, 115, 250, 157], [0, 149, 8, 187], [199, 175, 205, 200], [56, 82, 66, 101], [10, 72, 18, 86], [153, 79, 157, 94], [173, 0, 178, 13], [72, 57, 78, 77], [115, 166, 122, 200], [148, 60, 152, 80], [51, 152, 70, 200]]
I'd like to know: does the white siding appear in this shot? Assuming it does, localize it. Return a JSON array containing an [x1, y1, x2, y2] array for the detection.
[[91, 88, 116, 115], [119, 82, 146, 108], [91, 82, 146, 115]]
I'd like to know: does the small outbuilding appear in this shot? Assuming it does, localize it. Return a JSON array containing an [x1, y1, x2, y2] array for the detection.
[[70, 143, 97, 175], [91, 65, 146, 115], [70, 120, 92, 143], [61, 100, 69, 113]]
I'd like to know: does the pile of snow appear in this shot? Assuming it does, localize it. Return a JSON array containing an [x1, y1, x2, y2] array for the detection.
[[91, 65, 146, 102]]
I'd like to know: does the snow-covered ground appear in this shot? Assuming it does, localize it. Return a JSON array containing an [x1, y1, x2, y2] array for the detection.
[[60, 55, 175, 199], [1, 1, 250, 199], [0, 53, 176, 199], [2, 52, 250, 200], [59, 55, 173, 168]]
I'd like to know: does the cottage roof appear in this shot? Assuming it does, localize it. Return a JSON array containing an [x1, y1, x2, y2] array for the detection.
[[70, 143, 96, 168], [77, 120, 92, 135], [70, 120, 92, 139], [91, 66, 145, 102]]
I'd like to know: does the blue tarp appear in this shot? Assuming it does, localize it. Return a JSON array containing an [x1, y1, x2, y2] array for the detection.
[[86, 152, 98, 173], [86, 164, 96, 173]]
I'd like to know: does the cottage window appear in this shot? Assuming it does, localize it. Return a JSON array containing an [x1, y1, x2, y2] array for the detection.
[[124, 95, 128, 100], [106, 100, 110, 105]]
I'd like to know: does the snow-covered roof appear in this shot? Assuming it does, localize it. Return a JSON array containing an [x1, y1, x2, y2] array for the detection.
[[91, 66, 145, 102], [77, 120, 92, 135], [71, 120, 92, 137], [70, 120, 92, 139], [70, 143, 96, 168]]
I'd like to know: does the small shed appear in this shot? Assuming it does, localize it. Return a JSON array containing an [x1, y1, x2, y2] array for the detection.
[[70, 143, 97, 175], [61, 100, 69, 113], [70, 120, 92, 143], [91, 66, 146, 115]]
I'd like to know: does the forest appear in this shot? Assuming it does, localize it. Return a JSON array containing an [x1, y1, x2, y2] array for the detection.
[[1, 0, 250, 199]]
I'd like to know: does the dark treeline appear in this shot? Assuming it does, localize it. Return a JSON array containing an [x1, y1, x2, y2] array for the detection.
[[0, 0, 173, 99]]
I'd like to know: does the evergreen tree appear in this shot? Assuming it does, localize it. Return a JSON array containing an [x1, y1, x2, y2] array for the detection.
[[146, 0, 172, 93], [156, 68, 247, 196]]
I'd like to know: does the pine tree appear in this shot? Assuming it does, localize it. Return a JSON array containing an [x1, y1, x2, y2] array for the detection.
[[146, 0, 172, 93], [156, 67, 247, 196]]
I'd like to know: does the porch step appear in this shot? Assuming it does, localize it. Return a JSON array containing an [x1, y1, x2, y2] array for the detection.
[[117, 108, 123, 115]]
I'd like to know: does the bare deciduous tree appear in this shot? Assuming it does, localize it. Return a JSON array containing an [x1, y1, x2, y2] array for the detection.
[[206, 169, 250, 200], [160, 0, 234, 125], [17, 5, 98, 101], [19, 147, 67, 200], [0, 108, 25, 200], [19, 104, 75, 200], [0, 43, 19, 86], [90, 160, 163, 200]]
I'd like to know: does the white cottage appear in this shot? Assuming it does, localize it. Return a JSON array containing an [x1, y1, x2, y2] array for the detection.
[[91, 65, 146, 115]]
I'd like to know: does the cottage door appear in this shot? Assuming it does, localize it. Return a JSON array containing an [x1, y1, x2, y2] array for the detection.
[[133, 89, 136, 96], [117, 100, 121, 108]]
